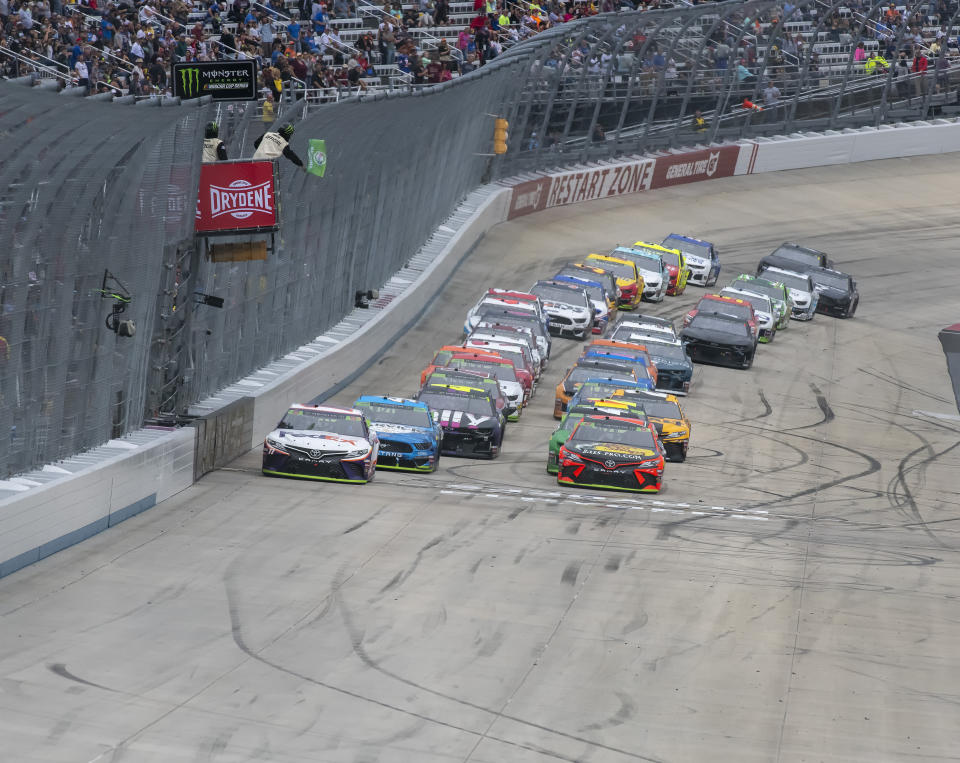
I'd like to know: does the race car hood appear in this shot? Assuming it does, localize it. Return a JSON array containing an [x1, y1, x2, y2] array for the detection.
[[430, 409, 498, 430], [268, 429, 371, 452], [368, 422, 434, 441], [681, 326, 754, 349], [568, 441, 658, 462], [646, 352, 693, 372]]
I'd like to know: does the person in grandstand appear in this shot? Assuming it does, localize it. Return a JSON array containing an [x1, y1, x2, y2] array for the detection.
[[253, 122, 305, 168], [202, 122, 228, 163]]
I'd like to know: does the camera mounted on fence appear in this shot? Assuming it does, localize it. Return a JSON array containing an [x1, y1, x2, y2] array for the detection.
[[98, 270, 136, 338], [354, 289, 379, 309]]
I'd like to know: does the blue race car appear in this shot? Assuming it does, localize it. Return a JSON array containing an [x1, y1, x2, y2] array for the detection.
[[353, 396, 441, 472]]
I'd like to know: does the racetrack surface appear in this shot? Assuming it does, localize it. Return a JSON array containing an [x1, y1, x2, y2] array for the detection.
[[3, 155, 960, 763]]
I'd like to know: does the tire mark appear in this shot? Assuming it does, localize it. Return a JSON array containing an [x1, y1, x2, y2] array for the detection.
[[561, 562, 582, 585]]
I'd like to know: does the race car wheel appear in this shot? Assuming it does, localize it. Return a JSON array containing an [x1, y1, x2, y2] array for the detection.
[[741, 352, 754, 370]]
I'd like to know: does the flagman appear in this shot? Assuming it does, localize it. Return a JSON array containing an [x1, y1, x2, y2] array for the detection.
[[253, 123, 305, 169], [203, 122, 228, 163]]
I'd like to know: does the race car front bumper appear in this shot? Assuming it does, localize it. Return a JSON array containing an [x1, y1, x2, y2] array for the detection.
[[440, 428, 500, 458], [375, 438, 438, 471], [558, 462, 662, 492], [262, 449, 369, 482]]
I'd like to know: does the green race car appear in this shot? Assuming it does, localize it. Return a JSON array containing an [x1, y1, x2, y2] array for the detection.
[[547, 402, 648, 473], [729, 274, 792, 330]]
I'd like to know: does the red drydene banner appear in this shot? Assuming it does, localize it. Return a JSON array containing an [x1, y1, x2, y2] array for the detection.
[[196, 160, 278, 233]]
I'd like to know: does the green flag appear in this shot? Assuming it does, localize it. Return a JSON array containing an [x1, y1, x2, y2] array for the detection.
[[307, 139, 327, 177]]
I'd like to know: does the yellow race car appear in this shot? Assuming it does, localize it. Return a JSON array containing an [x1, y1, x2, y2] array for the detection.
[[585, 253, 645, 310]]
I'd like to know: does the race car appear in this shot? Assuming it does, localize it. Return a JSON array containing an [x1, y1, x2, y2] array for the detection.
[[680, 313, 757, 370], [416, 384, 504, 459], [720, 287, 776, 342], [557, 415, 666, 493], [586, 339, 658, 385], [729, 274, 791, 330], [420, 347, 532, 404], [469, 306, 552, 360], [353, 396, 441, 472], [609, 245, 670, 302], [632, 336, 694, 394], [423, 371, 508, 424], [611, 315, 679, 344], [580, 348, 657, 390], [662, 233, 721, 287], [465, 289, 549, 334], [547, 402, 649, 474], [600, 388, 691, 462], [474, 321, 547, 369], [562, 263, 621, 308], [529, 279, 594, 339], [585, 253, 644, 310], [440, 356, 525, 420], [262, 404, 378, 483], [464, 336, 540, 384], [758, 242, 833, 274], [637, 241, 689, 296], [807, 267, 859, 318], [759, 266, 818, 321], [551, 273, 614, 335], [684, 294, 760, 343], [554, 364, 643, 418]]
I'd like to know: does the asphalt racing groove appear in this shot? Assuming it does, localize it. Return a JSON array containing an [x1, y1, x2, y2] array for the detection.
[[3, 155, 960, 762]]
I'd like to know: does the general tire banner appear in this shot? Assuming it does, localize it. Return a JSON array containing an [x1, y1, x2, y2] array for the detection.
[[649, 145, 740, 188], [196, 160, 278, 234], [507, 145, 744, 219], [172, 61, 259, 101]]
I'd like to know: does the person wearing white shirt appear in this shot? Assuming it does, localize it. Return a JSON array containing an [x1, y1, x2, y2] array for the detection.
[[131, 40, 145, 60]]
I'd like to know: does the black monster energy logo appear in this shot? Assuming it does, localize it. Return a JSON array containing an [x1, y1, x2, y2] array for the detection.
[[179, 67, 200, 96]]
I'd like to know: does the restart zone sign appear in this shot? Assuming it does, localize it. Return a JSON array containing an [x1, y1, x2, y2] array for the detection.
[[196, 160, 279, 234], [172, 61, 258, 101]]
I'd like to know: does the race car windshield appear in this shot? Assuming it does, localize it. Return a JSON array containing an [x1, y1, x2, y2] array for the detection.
[[664, 235, 710, 259], [576, 383, 630, 398], [568, 266, 616, 292], [700, 302, 751, 321], [643, 341, 687, 360], [567, 368, 634, 388], [452, 360, 518, 382], [531, 285, 589, 308], [771, 245, 821, 264], [615, 247, 662, 269], [811, 271, 850, 289], [588, 259, 635, 280], [764, 271, 811, 291], [570, 421, 657, 449], [417, 392, 495, 417], [737, 279, 782, 302], [355, 403, 432, 428], [278, 409, 367, 436], [723, 291, 769, 313], [690, 314, 751, 335], [478, 312, 544, 335], [633, 399, 681, 419], [660, 250, 681, 268]]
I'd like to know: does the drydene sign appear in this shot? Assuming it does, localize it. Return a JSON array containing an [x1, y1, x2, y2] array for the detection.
[[172, 61, 259, 101], [196, 161, 278, 233]]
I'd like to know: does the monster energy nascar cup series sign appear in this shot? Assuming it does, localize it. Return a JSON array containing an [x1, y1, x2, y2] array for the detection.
[[172, 61, 259, 101]]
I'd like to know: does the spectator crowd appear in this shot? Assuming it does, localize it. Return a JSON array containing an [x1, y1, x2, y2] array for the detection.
[[1, 0, 957, 101], [0, 0, 666, 97]]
